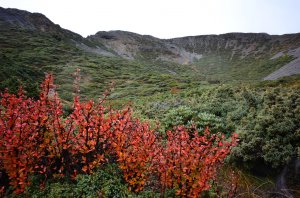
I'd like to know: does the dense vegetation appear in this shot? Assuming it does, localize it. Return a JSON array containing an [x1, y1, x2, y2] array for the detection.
[[133, 78, 300, 169], [1, 74, 300, 197], [1, 7, 300, 197], [0, 75, 238, 197]]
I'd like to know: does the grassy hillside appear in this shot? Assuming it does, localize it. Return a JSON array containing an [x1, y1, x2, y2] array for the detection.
[[191, 52, 295, 81], [0, 22, 206, 107], [0, 23, 82, 97]]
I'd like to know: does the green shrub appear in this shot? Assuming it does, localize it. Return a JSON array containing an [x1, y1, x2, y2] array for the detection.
[[232, 86, 300, 168], [20, 164, 130, 198], [163, 106, 233, 134]]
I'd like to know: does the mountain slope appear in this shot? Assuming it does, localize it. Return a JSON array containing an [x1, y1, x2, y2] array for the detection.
[[87, 31, 300, 80], [0, 7, 86, 96], [87, 30, 203, 64], [0, 7, 200, 101], [263, 47, 300, 80], [1, 6, 300, 100], [169, 33, 300, 80]]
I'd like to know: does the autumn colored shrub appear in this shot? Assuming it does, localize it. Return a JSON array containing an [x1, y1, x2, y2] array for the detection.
[[0, 74, 237, 196], [0, 87, 45, 193], [0, 74, 113, 193], [155, 127, 237, 197], [109, 112, 159, 192]]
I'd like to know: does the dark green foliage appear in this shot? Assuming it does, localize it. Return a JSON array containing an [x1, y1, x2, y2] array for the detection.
[[233, 86, 300, 168], [134, 80, 300, 169], [17, 164, 131, 198], [73, 165, 130, 198], [163, 106, 232, 134]]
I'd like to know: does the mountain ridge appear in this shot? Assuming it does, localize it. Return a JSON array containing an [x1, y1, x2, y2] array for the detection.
[[1, 6, 300, 81]]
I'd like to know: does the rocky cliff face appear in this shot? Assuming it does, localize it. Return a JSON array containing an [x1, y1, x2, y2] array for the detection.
[[86, 30, 203, 64], [87, 31, 300, 63], [169, 33, 300, 59]]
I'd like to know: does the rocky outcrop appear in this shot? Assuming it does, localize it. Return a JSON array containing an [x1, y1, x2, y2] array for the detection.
[[87, 30, 203, 64], [168, 33, 300, 59]]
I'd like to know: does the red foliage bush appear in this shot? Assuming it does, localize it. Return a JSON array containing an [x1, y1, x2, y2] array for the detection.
[[0, 74, 111, 193], [109, 112, 159, 192], [0, 74, 237, 195], [156, 127, 237, 197]]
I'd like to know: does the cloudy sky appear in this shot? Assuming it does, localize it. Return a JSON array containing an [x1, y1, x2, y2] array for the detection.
[[1, 0, 300, 38]]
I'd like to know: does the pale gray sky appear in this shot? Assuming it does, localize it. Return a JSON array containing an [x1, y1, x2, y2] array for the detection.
[[1, 0, 300, 38]]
